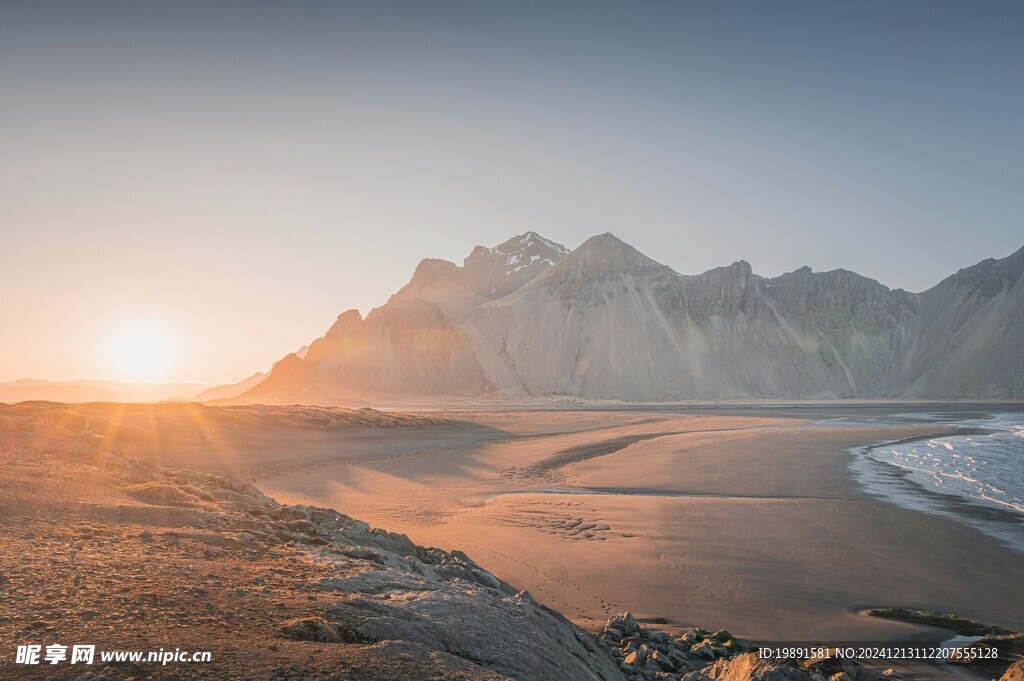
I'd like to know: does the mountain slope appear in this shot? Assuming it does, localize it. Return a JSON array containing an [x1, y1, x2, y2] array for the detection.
[[239, 302, 493, 405], [227, 233, 1024, 404], [891, 246, 1024, 397], [195, 371, 267, 402], [466, 234, 702, 399]]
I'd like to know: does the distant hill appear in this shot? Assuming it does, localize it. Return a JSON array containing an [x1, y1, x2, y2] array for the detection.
[[193, 372, 266, 402], [215, 231, 1024, 404], [0, 379, 211, 404]]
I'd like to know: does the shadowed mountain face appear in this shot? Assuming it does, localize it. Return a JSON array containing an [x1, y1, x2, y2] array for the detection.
[[231, 233, 1024, 404]]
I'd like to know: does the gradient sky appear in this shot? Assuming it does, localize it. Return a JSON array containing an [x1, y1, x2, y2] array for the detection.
[[2, 1, 1022, 384]]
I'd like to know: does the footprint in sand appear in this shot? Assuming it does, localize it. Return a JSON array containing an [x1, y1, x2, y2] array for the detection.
[[462, 543, 622, 618]]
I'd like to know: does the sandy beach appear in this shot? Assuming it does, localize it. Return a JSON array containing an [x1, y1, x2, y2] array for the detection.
[[218, 407, 1024, 641], [13, 402, 1020, 640], [3, 402, 1023, 680]]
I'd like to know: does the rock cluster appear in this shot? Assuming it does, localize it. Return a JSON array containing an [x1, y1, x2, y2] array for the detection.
[[597, 613, 750, 679], [596, 613, 824, 681]]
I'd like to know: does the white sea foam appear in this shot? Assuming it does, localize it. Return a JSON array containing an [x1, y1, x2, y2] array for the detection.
[[840, 412, 1024, 551], [866, 413, 1024, 515]]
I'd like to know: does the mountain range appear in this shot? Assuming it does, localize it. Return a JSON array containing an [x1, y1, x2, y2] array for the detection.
[[0, 379, 212, 404], [214, 232, 1024, 404]]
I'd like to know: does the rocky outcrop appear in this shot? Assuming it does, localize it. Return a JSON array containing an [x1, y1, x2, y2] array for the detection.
[[118, 459, 623, 680], [225, 232, 1024, 404]]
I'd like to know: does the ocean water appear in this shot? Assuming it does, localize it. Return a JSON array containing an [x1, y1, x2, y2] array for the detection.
[[868, 413, 1024, 515], [845, 412, 1024, 551]]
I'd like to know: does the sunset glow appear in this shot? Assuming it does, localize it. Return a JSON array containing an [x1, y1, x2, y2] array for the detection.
[[102, 319, 178, 382], [1, 5, 1022, 680]]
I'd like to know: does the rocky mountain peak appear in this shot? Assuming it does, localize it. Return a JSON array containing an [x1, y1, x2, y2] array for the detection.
[[388, 259, 469, 305], [562, 233, 665, 275], [390, 233, 571, 307], [691, 259, 756, 288], [269, 352, 305, 372], [461, 231, 571, 298], [326, 309, 363, 336], [465, 231, 569, 271], [727, 260, 754, 276]]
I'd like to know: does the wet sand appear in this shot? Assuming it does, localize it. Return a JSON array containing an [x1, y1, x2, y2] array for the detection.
[[244, 409, 1024, 641]]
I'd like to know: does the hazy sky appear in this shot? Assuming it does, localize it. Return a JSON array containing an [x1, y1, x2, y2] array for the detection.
[[2, 1, 1022, 384]]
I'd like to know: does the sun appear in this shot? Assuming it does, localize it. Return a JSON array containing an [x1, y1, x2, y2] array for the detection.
[[103, 319, 178, 382]]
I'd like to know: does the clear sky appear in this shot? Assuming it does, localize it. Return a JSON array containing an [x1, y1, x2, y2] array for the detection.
[[2, 1, 1022, 384]]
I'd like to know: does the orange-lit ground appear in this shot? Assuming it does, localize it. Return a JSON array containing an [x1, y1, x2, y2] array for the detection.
[[2, 402, 1022, 680]]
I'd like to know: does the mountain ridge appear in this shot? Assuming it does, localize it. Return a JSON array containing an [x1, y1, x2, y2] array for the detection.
[[216, 232, 1024, 404]]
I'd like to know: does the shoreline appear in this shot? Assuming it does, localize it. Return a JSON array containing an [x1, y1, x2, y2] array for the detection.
[[251, 410, 1024, 642], [848, 426, 1024, 553]]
